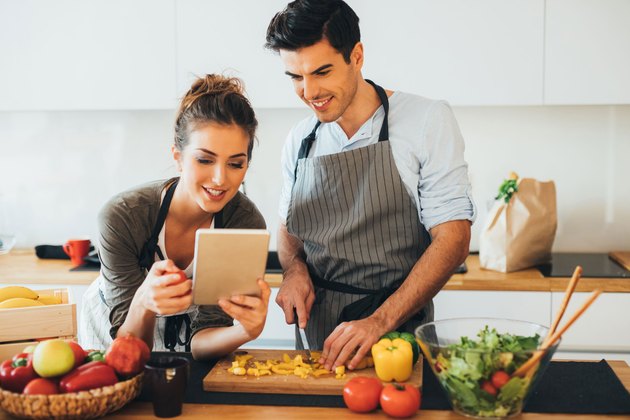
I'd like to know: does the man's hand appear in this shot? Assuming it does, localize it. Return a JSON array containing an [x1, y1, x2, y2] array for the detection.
[[275, 267, 315, 329], [318, 316, 387, 371]]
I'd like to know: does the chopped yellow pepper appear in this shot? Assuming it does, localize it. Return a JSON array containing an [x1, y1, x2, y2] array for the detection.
[[226, 352, 339, 378], [371, 338, 413, 382], [232, 367, 246, 376], [335, 365, 346, 379]]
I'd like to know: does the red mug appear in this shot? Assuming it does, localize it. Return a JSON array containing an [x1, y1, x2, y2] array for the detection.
[[63, 239, 91, 267]]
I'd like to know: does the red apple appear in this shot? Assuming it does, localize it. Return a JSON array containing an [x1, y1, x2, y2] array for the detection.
[[66, 340, 87, 368], [105, 334, 150, 377]]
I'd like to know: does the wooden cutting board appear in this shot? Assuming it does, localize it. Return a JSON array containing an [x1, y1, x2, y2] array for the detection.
[[610, 251, 630, 271], [203, 349, 423, 395]]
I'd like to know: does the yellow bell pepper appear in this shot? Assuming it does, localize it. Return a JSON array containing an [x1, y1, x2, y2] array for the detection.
[[371, 337, 413, 382]]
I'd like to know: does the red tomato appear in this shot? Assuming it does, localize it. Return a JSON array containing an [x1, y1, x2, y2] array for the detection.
[[23, 378, 59, 395], [66, 341, 86, 369], [105, 334, 150, 377], [380, 383, 421, 418], [342, 376, 383, 413], [481, 380, 498, 396], [491, 370, 510, 389]]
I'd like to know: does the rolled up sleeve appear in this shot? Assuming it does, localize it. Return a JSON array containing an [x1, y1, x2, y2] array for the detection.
[[418, 101, 476, 230]]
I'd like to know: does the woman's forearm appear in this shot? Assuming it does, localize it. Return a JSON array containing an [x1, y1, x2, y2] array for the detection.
[[116, 291, 157, 349], [190, 324, 253, 361]]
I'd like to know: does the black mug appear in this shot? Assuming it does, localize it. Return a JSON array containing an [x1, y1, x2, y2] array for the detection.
[[144, 356, 189, 418]]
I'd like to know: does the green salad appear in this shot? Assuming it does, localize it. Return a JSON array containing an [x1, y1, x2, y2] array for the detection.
[[433, 326, 540, 418]]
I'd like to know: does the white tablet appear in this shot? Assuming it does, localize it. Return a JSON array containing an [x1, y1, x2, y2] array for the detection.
[[192, 229, 270, 305]]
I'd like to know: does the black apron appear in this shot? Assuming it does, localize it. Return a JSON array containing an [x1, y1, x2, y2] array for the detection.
[[287, 80, 433, 349]]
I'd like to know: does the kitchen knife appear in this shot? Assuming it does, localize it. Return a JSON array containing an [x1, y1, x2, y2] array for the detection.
[[294, 308, 313, 363]]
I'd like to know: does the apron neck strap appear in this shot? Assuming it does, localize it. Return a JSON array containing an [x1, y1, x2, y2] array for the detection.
[[139, 179, 178, 270], [296, 121, 322, 161], [365, 79, 389, 142]]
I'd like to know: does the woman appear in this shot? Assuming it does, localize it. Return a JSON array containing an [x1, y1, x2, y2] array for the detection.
[[80, 75, 269, 360]]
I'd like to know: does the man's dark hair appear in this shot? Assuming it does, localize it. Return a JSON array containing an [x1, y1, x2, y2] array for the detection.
[[265, 0, 360, 64]]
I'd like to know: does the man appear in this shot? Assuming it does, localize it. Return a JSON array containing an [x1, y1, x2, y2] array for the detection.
[[265, 0, 476, 371]]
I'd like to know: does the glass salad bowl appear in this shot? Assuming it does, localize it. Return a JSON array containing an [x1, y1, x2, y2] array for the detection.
[[416, 318, 560, 419]]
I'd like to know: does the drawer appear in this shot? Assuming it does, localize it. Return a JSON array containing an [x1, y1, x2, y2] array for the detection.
[[433, 290, 551, 327], [0, 288, 76, 342], [551, 292, 630, 352]]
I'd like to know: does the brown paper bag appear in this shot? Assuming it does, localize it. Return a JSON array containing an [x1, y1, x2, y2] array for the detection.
[[480, 177, 557, 273]]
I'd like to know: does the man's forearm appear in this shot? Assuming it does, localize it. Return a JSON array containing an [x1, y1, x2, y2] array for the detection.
[[277, 221, 308, 276], [371, 220, 471, 331]]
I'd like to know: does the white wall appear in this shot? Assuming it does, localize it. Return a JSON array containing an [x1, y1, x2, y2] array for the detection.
[[1, 105, 629, 252]]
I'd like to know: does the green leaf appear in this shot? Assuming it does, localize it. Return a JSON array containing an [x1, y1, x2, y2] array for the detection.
[[446, 377, 478, 409]]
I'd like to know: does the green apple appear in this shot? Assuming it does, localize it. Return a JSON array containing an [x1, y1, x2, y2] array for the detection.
[[22, 344, 36, 353], [32, 339, 75, 377]]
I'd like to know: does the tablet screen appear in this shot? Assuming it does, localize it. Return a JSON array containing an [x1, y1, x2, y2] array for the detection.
[[192, 229, 270, 305]]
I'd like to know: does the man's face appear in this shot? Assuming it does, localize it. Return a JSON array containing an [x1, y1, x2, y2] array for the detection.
[[280, 39, 362, 123]]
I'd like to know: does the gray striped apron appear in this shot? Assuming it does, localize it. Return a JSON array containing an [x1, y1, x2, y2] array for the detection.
[[287, 80, 434, 350]]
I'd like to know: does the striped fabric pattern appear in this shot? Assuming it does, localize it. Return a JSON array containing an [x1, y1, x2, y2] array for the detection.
[[287, 140, 433, 349]]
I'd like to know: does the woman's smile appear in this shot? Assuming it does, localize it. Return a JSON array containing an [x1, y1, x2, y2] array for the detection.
[[203, 186, 227, 202]]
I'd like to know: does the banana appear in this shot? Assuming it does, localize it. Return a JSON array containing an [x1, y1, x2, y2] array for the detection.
[[37, 294, 62, 305], [0, 297, 45, 309], [0, 285, 39, 302]]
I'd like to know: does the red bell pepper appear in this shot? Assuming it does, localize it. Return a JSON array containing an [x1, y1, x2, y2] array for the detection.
[[59, 362, 118, 393], [0, 353, 39, 393]]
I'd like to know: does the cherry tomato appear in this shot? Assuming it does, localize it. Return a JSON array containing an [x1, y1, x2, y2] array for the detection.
[[66, 341, 87, 369], [342, 376, 383, 413], [491, 370, 510, 389], [23, 378, 59, 395], [481, 380, 498, 396], [380, 383, 421, 418]]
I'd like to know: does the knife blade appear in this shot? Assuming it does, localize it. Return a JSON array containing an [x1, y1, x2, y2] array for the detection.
[[294, 308, 313, 363]]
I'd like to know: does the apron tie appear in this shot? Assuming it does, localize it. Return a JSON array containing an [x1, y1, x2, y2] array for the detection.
[[164, 314, 192, 352]]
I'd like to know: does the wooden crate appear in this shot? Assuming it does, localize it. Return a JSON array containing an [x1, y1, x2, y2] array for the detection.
[[0, 288, 76, 343], [0, 340, 37, 361]]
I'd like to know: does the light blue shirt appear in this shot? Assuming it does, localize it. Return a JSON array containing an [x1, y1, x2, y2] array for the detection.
[[279, 91, 476, 231]]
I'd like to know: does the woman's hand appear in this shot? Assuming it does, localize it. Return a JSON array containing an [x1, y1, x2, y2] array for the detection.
[[137, 259, 193, 315], [218, 278, 271, 340]]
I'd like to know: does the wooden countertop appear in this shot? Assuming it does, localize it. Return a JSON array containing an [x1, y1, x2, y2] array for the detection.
[[1, 250, 629, 292], [0, 249, 98, 285], [1, 360, 625, 420]]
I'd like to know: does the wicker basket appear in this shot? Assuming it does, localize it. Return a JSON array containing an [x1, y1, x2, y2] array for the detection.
[[0, 373, 143, 420]]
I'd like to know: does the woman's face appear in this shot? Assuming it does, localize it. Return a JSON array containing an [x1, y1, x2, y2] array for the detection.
[[174, 122, 249, 215]]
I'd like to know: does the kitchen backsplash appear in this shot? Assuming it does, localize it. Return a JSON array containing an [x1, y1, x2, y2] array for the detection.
[[1, 105, 629, 252]]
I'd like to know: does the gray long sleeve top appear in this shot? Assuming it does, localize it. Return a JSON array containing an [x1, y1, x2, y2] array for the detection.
[[96, 177, 266, 339]]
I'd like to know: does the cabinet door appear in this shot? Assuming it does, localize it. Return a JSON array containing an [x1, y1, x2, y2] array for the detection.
[[176, 0, 302, 109], [545, 0, 630, 104], [433, 291, 551, 327], [0, 0, 177, 110], [349, 0, 544, 105], [551, 292, 630, 352]]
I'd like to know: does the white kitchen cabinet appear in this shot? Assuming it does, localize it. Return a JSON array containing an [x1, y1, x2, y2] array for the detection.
[[545, 0, 630, 104], [175, 0, 302, 109], [551, 292, 630, 353], [176, 0, 544, 108], [350, 0, 545, 105], [433, 290, 551, 327], [0, 0, 177, 110]]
